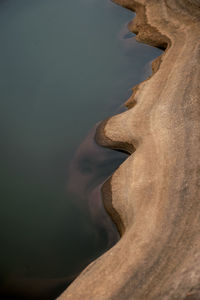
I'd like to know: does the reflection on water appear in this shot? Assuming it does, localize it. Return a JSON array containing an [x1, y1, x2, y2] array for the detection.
[[0, 0, 161, 298], [67, 122, 127, 249]]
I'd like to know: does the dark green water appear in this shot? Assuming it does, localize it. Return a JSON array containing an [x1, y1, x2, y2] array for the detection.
[[0, 0, 161, 298]]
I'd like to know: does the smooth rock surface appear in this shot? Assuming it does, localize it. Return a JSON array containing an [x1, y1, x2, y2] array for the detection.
[[58, 1, 200, 299]]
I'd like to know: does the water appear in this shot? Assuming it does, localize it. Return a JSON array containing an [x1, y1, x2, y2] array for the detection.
[[0, 0, 161, 298]]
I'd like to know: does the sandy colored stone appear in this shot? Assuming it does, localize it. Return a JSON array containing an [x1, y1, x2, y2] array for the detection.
[[58, 1, 200, 299]]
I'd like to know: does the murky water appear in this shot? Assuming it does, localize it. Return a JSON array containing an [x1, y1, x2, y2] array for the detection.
[[0, 0, 161, 298]]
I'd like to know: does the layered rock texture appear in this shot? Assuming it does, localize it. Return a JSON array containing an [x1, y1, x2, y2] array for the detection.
[[58, 0, 200, 299]]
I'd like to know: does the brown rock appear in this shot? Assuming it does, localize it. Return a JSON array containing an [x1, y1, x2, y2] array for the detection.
[[58, 1, 200, 299]]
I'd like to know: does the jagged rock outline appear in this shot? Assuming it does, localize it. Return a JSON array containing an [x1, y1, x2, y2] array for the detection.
[[58, 1, 200, 299]]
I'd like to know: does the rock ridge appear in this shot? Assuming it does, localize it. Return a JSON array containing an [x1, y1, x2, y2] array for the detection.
[[58, 1, 200, 299]]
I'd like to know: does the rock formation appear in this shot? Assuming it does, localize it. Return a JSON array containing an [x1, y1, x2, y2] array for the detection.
[[58, 0, 200, 299]]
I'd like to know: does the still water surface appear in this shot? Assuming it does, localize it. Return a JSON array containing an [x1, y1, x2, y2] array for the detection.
[[0, 0, 161, 298]]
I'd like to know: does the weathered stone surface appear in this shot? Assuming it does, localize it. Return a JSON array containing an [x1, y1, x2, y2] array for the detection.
[[58, 1, 200, 299]]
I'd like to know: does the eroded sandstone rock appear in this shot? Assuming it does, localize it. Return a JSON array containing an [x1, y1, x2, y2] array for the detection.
[[58, 1, 200, 299]]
